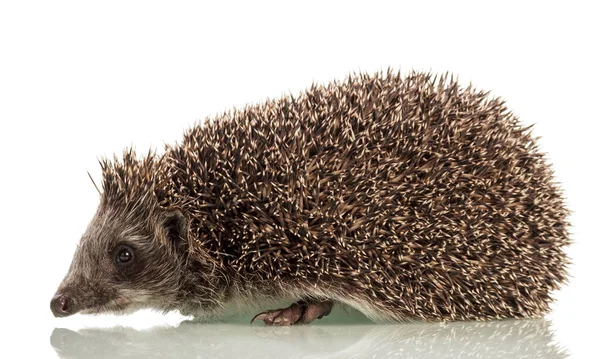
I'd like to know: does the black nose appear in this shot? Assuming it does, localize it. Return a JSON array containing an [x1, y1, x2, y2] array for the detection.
[[51, 293, 75, 317]]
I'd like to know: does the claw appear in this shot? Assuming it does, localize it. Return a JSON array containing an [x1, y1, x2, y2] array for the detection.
[[250, 312, 267, 324], [250, 309, 282, 325]]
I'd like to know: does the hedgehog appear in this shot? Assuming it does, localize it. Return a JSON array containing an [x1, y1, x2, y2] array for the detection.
[[50, 70, 570, 325]]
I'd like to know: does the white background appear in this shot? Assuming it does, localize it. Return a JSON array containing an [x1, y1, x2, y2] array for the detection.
[[1, 1, 598, 358]]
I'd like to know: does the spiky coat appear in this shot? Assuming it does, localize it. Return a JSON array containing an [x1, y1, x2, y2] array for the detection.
[[110, 71, 570, 321]]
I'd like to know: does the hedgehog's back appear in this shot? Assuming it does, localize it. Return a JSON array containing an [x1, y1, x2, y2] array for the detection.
[[165, 71, 571, 321]]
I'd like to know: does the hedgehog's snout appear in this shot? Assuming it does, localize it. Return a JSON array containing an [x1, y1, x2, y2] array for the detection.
[[50, 292, 77, 317]]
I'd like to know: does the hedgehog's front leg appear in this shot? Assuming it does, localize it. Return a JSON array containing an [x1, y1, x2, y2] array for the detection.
[[250, 300, 333, 326]]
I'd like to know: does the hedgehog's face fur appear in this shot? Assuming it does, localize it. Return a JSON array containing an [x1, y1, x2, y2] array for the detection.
[[50, 199, 190, 317]]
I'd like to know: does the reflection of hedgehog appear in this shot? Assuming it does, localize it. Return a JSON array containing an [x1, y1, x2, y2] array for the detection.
[[50, 70, 570, 325], [50, 319, 568, 359]]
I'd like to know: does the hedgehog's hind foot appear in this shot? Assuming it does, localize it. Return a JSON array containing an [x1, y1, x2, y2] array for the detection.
[[250, 300, 333, 326]]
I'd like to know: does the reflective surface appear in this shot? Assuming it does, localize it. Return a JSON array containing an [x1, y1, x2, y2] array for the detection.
[[51, 316, 566, 359]]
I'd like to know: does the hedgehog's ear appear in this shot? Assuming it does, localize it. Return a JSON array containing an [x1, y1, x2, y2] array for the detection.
[[162, 210, 188, 251]]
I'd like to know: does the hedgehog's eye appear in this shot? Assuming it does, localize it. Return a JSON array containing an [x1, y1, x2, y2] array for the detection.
[[114, 245, 134, 265]]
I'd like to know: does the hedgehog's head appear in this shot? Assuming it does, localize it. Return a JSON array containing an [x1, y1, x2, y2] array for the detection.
[[50, 151, 196, 318]]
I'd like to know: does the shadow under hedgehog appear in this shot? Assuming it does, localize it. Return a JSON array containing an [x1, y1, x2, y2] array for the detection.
[[51, 70, 571, 325]]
